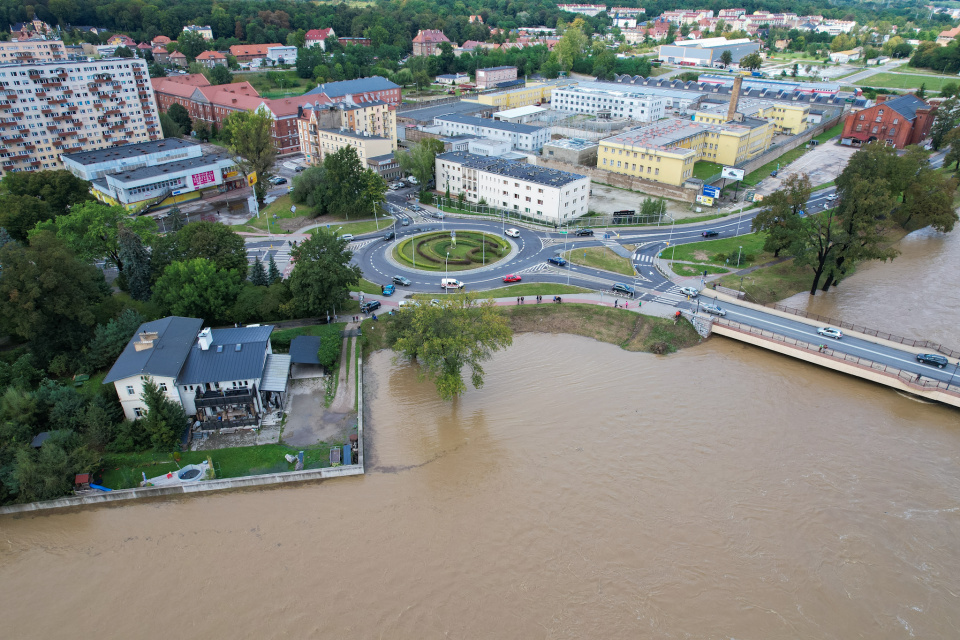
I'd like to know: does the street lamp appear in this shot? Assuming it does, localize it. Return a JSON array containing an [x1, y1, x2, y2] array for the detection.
[[669, 214, 677, 261], [948, 360, 960, 390], [737, 245, 743, 267], [445, 251, 449, 292]]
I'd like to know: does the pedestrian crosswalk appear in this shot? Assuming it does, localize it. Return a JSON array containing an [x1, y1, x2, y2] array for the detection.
[[633, 253, 654, 264], [650, 285, 689, 306], [347, 239, 377, 250]]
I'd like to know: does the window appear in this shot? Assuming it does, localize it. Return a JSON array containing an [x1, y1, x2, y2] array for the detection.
[[159, 382, 168, 392], [872, 126, 878, 134], [133, 407, 144, 418], [126, 385, 135, 395]]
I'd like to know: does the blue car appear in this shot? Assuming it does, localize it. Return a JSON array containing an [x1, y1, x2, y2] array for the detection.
[[547, 256, 568, 267], [382, 284, 396, 296]]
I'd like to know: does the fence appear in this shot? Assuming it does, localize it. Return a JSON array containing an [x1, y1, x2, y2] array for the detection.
[[715, 319, 960, 394], [433, 196, 669, 230], [764, 303, 960, 359]]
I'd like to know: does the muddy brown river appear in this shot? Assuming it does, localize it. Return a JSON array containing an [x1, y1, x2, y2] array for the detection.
[[1, 229, 959, 639]]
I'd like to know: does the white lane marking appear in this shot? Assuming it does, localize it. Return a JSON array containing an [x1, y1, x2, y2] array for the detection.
[[724, 309, 930, 370]]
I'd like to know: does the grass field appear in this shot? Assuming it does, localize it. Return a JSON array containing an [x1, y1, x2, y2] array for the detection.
[[246, 195, 298, 232], [717, 258, 816, 304], [692, 160, 724, 181], [672, 262, 730, 277], [394, 231, 509, 271], [477, 283, 591, 297], [236, 71, 309, 97], [866, 73, 957, 92], [666, 233, 767, 269], [562, 246, 635, 276], [310, 219, 389, 237], [271, 322, 346, 351]]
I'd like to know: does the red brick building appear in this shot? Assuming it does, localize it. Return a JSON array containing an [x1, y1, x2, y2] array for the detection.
[[841, 94, 937, 149], [412, 29, 450, 56]]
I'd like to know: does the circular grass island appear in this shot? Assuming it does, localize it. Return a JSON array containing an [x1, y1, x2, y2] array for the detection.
[[394, 231, 511, 272]]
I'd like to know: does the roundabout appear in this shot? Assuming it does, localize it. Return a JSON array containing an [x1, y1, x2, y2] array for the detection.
[[393, 231, 511, 272]]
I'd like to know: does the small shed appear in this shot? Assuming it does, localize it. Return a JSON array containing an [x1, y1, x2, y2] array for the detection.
[[30, 431, 51, 448], [289, 335, 326, 379], [74, 474, 91, 491]]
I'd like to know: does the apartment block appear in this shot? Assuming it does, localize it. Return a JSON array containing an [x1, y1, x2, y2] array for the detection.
[[598, 117, 774, 187], [552, 84, 666, 122], [473, 80, 574, 109], [435, 151, 591, 221], [0, 39, 67, 64], [0, 57, 161, 176], [475, 66, 518, 90], [301, 127, 393, 165], [297, 100, 397, 165], [432, 114, 550, 151]]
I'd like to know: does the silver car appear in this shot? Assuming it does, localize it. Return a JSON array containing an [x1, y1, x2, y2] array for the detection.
[[702, 304, 726, 316], [679, 286, 699, 297]]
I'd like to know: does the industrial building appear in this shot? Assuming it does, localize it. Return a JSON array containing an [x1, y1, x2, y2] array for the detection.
[[657, 37, 761, 67], [552, 83, 667, 122], [841, 94, 936, 149], [432, 114, 550, 151], [542, 138, 599, 166]]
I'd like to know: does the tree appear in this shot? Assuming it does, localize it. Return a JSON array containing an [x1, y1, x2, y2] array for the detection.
[[167, 103, 193, 136], [752, 174, 811, 257], [86, 309, 146, 371], [287, 28, 306, 49], [177, 30, 206, 61], [194, 120, 211, 141], [390, 292, 513, 400], [319, 147, 387, 219], [39, 201, 156, 272], [930, 97, 960, 151], [719, 50, 733, 67], [114, 46, 134, 58], [118, 227, 152, 301], [286, 231, 361, 317], [0, 195, 55, 242], [159, 112, 182, 138], [13, 432, 96, 502], [739, 52, 762, 71], [944, 128, 960, 170], [267, 255, 281, 284], [250, 257, 268, 286], [0, 232, 109, 360], [222, 107, 277, 207], [139, 379, 187, 450], [315, 324, 342, 369], [209, 64, 232, 85], [151, 221, 247, 277], [149, 63, 167, 78], [554, 23, 587, 72], [1, 169, 93, 214], [152, 258, 243, 323], [395, 138, 445, 193], [167, 207, 185, 231], [917, 83, 927, 100]]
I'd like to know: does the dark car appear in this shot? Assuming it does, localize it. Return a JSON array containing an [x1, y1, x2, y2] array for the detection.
[[575, 229, 594, 237], [701, 229, 719, 237], [917, 353, 949, 368], [270, 176, 288, 185], [612, 283, 634, 295], [383, 231, 395, 241], [360, 300, 381, 314], [547, 256, 568, 267], [392, 275, 411, 286]]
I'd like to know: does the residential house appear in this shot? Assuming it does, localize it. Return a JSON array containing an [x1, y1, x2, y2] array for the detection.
[[338, 37, 371, 47], [367, 153, 402, 180], [183, 25, 214, 41], [412, 30, 450, 56], [195, 50, 227, 68], [107, 34, 137, 47], [169, 51, 187, 67], [302, 76, 402, 107], [841, 94, 936, 149], [475, 66, 518, 90], [936, 26, 960, 46], [152, 47, 170, 64], [305, 28, 336, 50], [229, 43, 283, 63], [436, 73, 470, 85], [151, 35, 172, 48], [266, 45, 297, 65]]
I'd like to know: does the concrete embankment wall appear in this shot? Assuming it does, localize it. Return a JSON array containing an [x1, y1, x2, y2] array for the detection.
[[0, 355, 368, 516], [534, 157, 699, 203], [711, 323, 960, 408]]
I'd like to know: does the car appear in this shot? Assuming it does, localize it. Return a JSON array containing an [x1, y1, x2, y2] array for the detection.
[[392, 275, 412, 286], [407, 176, 418, 185], [441, 278, 464, 289], [410, 205, 423, 212], [505, 228, 521, 238], [612, 283, 634, 295], [360, 300, 381, 314], [817, 327, 843, 340], [409, 227, 422, 233], [770, 170, 778, 177], [503, 274, 522, 283], [341, 234, 354, 242], [826, 193, 839, 202], [575, 229, 594, 237], [547, 256, 568, 267], [917, 353, 949, 368], [679, 286, 698, 297], [381, 284, 396, 296], [401, 218, 411, 226], [270, 176, 288, 185], [398, 300, 420, 309], [430, 299, 441, 307], [294, 165, 305, 173], [701, 229, 719, 237], [434, 212, 445, 219], [383, 231, 395, 241], [701, 303, 726, 317], [287, 186, 295, 193]]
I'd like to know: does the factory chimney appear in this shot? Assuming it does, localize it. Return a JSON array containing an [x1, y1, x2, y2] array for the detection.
[[727, 75, 743, 122]]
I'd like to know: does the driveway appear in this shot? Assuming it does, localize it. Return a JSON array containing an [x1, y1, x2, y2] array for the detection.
[[282, 377, 356, 447]]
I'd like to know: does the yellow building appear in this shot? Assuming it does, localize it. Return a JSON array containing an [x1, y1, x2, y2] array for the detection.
[[340, 101, 397, 148], [298, 102, 397, 165], [470, 80, 575, 109], [299, 125, 394, 166], [695, 99, 810, 135], [598, 117, 774, 187]]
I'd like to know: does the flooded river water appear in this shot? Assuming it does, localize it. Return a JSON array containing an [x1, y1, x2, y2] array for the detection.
[[1, 230, 959, 639]]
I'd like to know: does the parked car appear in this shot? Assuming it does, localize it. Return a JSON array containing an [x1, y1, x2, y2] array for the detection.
[[505, 228, 521, 238], [817, 327, 843, 340], [381, 284, 396, 296], [401, 218, 411, 226], [340, 234, 354, 242], [679, 286, 698, 297], [360, 300, 381, 314], [917, 353, 948, 368], [383, 231, 395, 241], [407, 176, 418, 185], [392, 275, 412, 286], [612, 283, 634, 295], [294, 165, 305, 172], [701, 229, 719, 237], [410, 205, 423, 212], [701, 303, 726, 316], [575, 229, 594, 237], [770, 170, 778, 177], [503, 274, 522, 283], [547, 256, 568, 267], [398, 300, 420, 309], [269, 176, 287, 185]]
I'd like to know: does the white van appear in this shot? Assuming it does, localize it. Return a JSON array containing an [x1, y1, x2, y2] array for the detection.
[[440, 278, 464, 289]]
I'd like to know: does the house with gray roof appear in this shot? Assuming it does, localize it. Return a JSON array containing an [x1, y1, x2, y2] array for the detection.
[[104, 317, 290, 429], [432, 114, 550, 151]]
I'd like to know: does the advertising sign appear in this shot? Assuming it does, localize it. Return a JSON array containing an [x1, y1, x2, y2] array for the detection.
[[721, 166, 745, 181], [191, 170, 216, 187], [695, 195, 714, 206], [702, 185, 720, 198]]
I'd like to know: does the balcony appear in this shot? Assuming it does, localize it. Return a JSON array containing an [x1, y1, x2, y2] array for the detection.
[[194, 386, 257, 409]]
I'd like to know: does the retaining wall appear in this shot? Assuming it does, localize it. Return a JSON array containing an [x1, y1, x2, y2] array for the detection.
[[534, 157, 699, 202]]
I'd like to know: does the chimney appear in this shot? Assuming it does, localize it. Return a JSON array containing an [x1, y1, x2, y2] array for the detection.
[[875, 95, 888, 104], [197, 327, 213, 351], [133, 330, 159, 352], [727, 75, 742, 122]]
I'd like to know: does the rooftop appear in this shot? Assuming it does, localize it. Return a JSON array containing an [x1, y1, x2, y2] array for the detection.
[[397, 100, 492, 123], [434, 114, 545, 135], [544, 138, 599, 150], [602, 117, 766, 153], [104, 317, 204, 384], [178, 325, 275, 385], [62, 138, 199, 166], [478, 65, 516, 72], [318, 127, 391, 142], [495, 105, 547, 119], [367, 153, 398, 164], [304, 75, 400, 99], [437, 151, 587, 187], [878, 94, 929, 121], [105, 152, 233, 183]]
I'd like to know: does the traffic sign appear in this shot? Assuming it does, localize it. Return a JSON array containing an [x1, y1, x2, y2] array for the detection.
[[703, 186, 720, 198]]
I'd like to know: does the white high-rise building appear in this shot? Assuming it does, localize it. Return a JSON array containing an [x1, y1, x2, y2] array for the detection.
[[552, 83, 667, 122]]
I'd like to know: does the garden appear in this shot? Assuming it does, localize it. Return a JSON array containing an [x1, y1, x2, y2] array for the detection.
[[394, 231, 510, 271]]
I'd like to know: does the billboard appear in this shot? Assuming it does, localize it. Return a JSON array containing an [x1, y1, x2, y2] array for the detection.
[[721, 166, 745, 181], [695, 195, 714, 206]]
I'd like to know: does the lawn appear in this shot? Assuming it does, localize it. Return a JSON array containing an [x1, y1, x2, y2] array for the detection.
[[666, 233, 768, 269], [672, 262, 730, 277], [717, 258, 816, 304], [741, 122, 843, 186], [100, 443, 340, 490], [865, 73, 957, 92], [394, 231, 509, 271], [271, 322, 347, 351], [310, 219, 390, 237], [562, 246, 635, 276], [477, 283, 592, 297], [692, 160, 724, 181], [246, 195, 299, 232], [236, 71, 309, 97]]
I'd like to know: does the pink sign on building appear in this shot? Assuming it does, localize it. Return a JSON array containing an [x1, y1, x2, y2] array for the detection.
[[191, 170, 216, 187]]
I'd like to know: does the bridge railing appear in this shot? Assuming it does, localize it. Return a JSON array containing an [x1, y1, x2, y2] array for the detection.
[[764, 303, 960, 359], [715, 319, 960, 395]]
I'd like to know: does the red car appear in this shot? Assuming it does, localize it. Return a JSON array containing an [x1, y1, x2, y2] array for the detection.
[[503, 274, 522, 283]]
